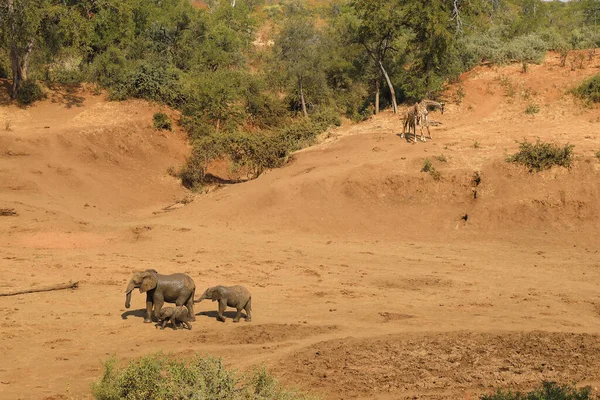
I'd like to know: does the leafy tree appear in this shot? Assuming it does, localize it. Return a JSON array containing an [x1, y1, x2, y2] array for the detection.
[[0, 0, 46, 95], [274, 6, 325, 117], [403, 0, 461, 99], [348, 0, 404, 114]]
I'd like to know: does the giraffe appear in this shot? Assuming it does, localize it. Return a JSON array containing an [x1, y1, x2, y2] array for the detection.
[[400, 100, 444, 143], [400, 102, 422, 143]]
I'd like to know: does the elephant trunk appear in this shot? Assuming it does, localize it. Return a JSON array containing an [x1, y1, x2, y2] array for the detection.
[[124, 282, 135, 308], [194, 293, 207, 303]]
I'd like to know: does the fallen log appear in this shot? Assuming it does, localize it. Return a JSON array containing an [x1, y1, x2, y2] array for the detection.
[[0, 281, 79, 297], [0, 208, 17, 216]]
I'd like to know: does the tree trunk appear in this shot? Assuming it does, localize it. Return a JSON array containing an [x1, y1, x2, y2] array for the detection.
[[379, 60, 397, 114], [231, 0, 236, 6], [375, 79, 380, 115], [299, 76, 308, 118]]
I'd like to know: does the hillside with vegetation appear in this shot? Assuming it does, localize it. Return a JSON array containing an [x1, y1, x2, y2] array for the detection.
[[2, 1, 600, 400], [2, 0, 600, 184]]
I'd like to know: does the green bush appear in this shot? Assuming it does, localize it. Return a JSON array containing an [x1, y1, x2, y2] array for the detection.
[[15, 80, 44, 105], [459, 32, 549, 69], [421, 158, 442, 181], [572, 75, 600, 103], [127, 62, 184, 107], [525, 103, 540, 114], [153, 112, 172, 131], [91, 353, 317, 400], [481, 380, 592, 400], [179, 135, 226, 189], [507, 139, 574, 172]]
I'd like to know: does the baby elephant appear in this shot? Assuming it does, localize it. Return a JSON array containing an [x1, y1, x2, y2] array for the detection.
[[157, 305, 192, 330], [195, 285, 252, 323]]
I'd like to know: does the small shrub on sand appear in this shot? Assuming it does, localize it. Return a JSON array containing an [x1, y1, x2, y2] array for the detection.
[[595, 150, 600, 159], [153, 112, 172, 131], [421, 159, 442, 181], [525, 103, 540, 115], [435, 154, 448, 163], [91, 353, 317, 400], [506, 139, 574, 172], [481, 380, 592, 400]]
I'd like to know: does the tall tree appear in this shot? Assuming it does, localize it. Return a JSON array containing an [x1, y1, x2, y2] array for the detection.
[[0, 0, 45, 95], [274, 10, 324, 118], [348, 0, 404, 114], [403, 0, 460, 99]]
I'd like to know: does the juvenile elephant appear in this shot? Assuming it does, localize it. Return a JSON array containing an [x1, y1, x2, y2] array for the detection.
[[157, 305, 192, 330], [195, 285, 252, 323], [124, 269, 196, 323]]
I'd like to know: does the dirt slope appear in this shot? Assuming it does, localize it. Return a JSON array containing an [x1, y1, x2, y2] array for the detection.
[[1, 52, 600, 400]]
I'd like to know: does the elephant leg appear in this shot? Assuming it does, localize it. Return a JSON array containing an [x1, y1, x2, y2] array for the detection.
[[169, 316, 178, 330], [245, 298, 252, 322], [186, 294, 195, 322], [160, 319, 167, 330], [217, 300, 226, 322], [145, 297, 153, 324], [233, 307, 242, 323], [153, 298, 164, 322], [183, 321, 192, 330]]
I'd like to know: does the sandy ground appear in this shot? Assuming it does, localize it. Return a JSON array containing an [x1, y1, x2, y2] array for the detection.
[[1, 51, 600, 400]]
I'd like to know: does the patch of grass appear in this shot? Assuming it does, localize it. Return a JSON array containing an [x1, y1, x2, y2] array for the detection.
[[481, 380, 592, 400], [434, 154, 447, 162], [595, 150, 600, 159], [498, 76, 516, 98], [506, 139, 574, 172], [153, 112, 172, 131], [525, 103, 540, 115], [15, 80, 44, 105], [91, 353, 317, 400], [473, 141, 480, 149], [455, 84, 466, 105], [421, 158, 442, 181], [572, 75, 600, 103]]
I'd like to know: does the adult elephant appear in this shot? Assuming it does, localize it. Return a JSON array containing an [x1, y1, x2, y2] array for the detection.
[[124, 269, 196, 323]]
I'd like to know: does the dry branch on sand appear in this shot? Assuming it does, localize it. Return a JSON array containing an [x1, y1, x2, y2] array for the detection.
[[0, 281, 79, 297], [0, 208, 17, 216]]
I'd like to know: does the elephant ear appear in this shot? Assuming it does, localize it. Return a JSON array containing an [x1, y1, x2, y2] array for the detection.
[[140, 272, 158, 293]]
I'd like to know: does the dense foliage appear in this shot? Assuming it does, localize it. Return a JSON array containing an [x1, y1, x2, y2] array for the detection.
[[0, 0, 598, 184], [91, 353, 318, 400]]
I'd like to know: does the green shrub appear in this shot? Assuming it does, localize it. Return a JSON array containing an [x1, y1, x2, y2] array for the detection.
[[91, 353, 317, 400], [435, 154, 447, 163], [507, 139, 574, 172], [595, 150, 600, 159], [179, 131, 290, 188], [153, 112, 172, 131], [481, 380, 592, 400], [525, 103, 540, 115], [15, 80, 44, 105], [421, 158, 442, 181], [572, 75, 600, 103], [179, 135, 226, 189]]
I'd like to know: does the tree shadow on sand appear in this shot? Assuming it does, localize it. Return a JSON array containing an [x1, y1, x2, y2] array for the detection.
[[47, 83, 85, 109]]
